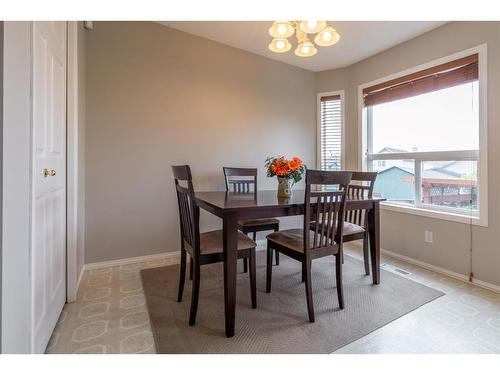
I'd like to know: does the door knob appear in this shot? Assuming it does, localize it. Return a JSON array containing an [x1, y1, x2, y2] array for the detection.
[[43, 168, 57, 177]]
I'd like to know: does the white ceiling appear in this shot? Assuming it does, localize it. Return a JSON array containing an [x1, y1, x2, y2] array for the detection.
[[158, 21, 447, 72]]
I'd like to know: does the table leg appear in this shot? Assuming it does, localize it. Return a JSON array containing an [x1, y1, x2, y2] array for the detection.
[[367, 202, 381, 284], [223, 213, 238, 337]]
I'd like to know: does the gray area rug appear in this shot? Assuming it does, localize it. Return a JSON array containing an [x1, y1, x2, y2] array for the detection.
[[141, 252, 443, 353]]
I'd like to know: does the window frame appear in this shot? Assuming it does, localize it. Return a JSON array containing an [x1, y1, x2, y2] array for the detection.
[[357, 44, 488, 227], [317, 90, 345, 171]]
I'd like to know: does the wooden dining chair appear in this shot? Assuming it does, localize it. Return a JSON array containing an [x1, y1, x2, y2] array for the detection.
[[172, 165, 257, 326], [343, 171, 378, 275], [265, 169, 352, 322], [223, 167, 280, 273], [309, 171, 377, 275]]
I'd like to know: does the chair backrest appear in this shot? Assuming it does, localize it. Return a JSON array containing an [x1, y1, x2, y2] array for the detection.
[[172, 165, 200, 255], [346, 171, 378, 227], [348, 171, 378, 198], [304, 169, 352, 253], [223, 167, 257, 193]]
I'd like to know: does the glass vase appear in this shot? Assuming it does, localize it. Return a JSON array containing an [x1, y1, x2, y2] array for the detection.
[[277, 176, 294, 198]]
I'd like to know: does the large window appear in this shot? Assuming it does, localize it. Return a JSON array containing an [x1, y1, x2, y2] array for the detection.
[[318, 92, 343, 171], [362, 50, 487, 225]]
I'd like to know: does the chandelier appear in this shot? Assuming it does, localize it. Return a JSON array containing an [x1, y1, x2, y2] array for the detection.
[[268, 21, 340, 57]]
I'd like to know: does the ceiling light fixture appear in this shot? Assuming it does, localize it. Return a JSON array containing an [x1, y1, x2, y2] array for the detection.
[[314, 26, 340, 47], [298, 20, 327, 34], [268, 38, 292, 53], [268, 21, 295, 39], [268, 21, 340, 58]]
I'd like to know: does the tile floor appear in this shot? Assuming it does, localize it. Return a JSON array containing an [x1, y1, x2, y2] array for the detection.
[[46, 245, 500, 354]]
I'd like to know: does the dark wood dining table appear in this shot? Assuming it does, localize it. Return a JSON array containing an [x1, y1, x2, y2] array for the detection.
[[195, 189, 386, 338]]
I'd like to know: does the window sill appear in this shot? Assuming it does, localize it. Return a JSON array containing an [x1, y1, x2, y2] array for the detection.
[[380, 202, 487, 227]]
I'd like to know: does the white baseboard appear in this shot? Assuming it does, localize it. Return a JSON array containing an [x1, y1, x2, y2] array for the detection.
[[83, 239, 269, 273], [82, 240, 500, 294], [77, 266, 85, 290], [471, 277, 500, 294], [84, 251, 182, 271], [381, 248, 500, 294], [348, 242, 500, 294]]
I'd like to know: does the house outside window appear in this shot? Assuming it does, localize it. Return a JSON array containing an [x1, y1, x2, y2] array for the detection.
[[360, 47, 487, 225]]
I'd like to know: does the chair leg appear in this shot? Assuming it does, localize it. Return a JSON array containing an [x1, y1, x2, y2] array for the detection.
[[177, 249, 187, 302], [188, 261, 201, 326], [304, 258, 315, 322], [243, 257, 248, 273], [273, 227, 280, 266], [242, 231, 253, 274], [189, 257, 193, 280], [266, 243, 273, 293], [363, 233, 370, 276], [249, 249, 257, 309], [335, 253, 345, 310], [301, 261, 306, 283]]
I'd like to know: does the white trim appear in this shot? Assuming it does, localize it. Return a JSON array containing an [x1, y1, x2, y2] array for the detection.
[[83, 240, 268, 273], [84, 252, 184, 271], [348, 241, 500, 294], [76, 265, 85, 292], [471, 277, 500, 295], [379, 248, 500, 295], [358, 88, 367, 171], [358, 44, 488, 227], [2, 21, 32, 354], [66, 21, 79, 303], [316, 90, 345, 170], [78, 242, 268, 296], [381, 202, 483, 226], [84, 241, 500, 296], [369, 150, 479, 161], [477, 44, 488, 227]]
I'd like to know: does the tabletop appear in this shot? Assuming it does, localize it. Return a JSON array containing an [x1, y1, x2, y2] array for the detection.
[[195, 190, 385, 212]]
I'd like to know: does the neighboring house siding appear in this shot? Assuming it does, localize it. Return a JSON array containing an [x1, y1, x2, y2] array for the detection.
[[374, 167, 414, 202]]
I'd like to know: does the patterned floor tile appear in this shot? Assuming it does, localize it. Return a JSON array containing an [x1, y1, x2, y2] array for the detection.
[[46, 246, 500, 354]]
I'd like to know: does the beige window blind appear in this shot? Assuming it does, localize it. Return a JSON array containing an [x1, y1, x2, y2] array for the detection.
[[320, 94, 342, 171]]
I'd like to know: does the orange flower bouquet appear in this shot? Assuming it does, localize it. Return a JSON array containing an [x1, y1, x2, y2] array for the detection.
[[265, 156, 306, 198]]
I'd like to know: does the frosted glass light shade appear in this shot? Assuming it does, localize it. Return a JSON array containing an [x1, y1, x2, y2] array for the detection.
[[294, 41, 317, 57], [298, 20, 327, 34], [268, 21, 294, 38], [314, 26, 340, 46], [268, 38, 292, 53]]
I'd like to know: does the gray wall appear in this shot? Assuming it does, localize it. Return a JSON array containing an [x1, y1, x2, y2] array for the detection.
[[84, 21, 500, 288], [316, 22, 500, 287], [85, 22, 317, 264]]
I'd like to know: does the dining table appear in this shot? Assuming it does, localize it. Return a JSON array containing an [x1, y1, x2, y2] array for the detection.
[[195, 189, 386, 338]]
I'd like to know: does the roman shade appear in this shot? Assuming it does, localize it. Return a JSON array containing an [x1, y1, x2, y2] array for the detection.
[[321, 94, 341, 102], [363, 54, 478, 107]]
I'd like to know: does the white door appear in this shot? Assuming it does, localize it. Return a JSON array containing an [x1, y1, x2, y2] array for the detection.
[[31, 21, 67, 353]]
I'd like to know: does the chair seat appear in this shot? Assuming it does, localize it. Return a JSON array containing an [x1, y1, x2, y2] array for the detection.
[[267, 228, 322, 253], [343, 221, 365, 236], [309, 221, 365, 236], [200, 230, 256, 255], [238, 218, 280, 227]]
